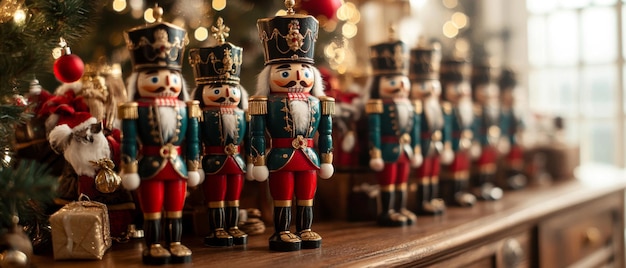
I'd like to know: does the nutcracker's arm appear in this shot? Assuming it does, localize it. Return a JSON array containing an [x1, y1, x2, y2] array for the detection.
[[317, 96, 334, 164], [186, 100, 201, 171], [442, 101, 453, 150], [118, 102, 138, 174], [471, 104, 483, 145], [248, 96, 267, 166], [365, 99, 382, 159], [412, 100, 422, 156]]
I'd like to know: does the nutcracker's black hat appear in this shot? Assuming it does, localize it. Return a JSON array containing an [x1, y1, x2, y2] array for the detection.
[[124, 6, 187, 72], [189, 18, 243, 85], [370, 40, 409, 76], [257, 3, 319, 65], [409, 41, 441, 81], [471, 60, 499, 88], [440, 57, 471, 84], [499, 68, 517, 90]]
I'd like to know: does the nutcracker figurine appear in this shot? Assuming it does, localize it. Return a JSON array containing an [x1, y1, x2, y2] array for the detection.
[[366, 35, 420, 226], [408, 41, 454, 215], [249, 0, 334, 252], [189, 17, 249, 247], [470, 61, 503, 201], [439, 57, 477, 207], [498, 68, 527, 189], [119, 5, 200, 265]]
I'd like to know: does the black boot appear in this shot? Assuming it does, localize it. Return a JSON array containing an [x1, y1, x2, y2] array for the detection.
[[296, 206, 321, 249], [477, 173, 503, 201], [166, 217, 192, 263], [506, 169, 528, 190], [269, 206, 301, 251], [226, 206, 248, 245], [394, 189, 417, 225], [377, 190, 407, 227], [439, 177, 456, 206], [416, 183, 437, 215], [454, 179, 476, 207], [204, 207, 233, 247], [142, 218, 170, 265], [430, 182, 445, 214]]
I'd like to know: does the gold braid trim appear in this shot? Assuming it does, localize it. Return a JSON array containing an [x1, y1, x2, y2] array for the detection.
[[321, 153, 333, 164], [253, 155, 266, 166], [122, 161, 138, 173], [118, 102, 138, 120], [187, 160, 199, 171], [442, 101, 452, 114], [187, 100, 201, 118], [249, 96, 268, 115], [413, 100, 422, 114], [318, 96, 335, 115], [370, 148, 382, 159], [365, 99, 383, 114]]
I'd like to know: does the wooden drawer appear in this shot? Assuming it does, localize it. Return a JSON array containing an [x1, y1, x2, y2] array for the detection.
[[539, 194, 620, 267]]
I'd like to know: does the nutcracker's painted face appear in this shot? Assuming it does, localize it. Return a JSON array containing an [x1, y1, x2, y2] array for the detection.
[[269, 63, 315, 93], [137, 69, 182, 98], [444, 81, 471, 103], [410, 80, 441, 100], [500, 88, 514, 107], [202, 84, 241, 108], [378, 75, 410, 99], [474, 83, 499, 105]]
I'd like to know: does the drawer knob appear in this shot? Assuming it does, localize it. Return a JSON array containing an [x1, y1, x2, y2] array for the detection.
[[503, 238, 524, 268], [583, 227, 601, 246]]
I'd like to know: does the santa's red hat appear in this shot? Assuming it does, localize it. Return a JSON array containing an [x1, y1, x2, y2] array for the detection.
[[48, 107, 97, 152]]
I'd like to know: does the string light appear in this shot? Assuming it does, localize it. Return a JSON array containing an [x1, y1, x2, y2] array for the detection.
[[212, 0, 226, 11], [194, 26, 209, 41], [113, 0, 126, 13], [13, 8, 25, 24], [144, 8, 155, 23]]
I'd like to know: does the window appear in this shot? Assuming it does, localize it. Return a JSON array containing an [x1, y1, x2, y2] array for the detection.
[[526, 0, 623, 166]]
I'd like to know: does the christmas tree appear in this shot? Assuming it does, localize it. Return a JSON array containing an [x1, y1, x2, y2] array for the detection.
[[0, 0, 103, 230]]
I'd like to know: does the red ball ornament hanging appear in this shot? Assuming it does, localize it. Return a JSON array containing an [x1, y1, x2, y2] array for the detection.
[[298, 0, 341, 20], [53, 38, 84, 83]]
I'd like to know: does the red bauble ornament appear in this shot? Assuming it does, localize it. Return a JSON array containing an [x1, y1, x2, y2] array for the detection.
[[299, 0, 341, 20], [53, 54, 84, 83]]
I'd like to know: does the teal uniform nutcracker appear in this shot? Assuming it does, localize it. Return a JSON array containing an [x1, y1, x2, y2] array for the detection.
[[366, 37, 421, 226], [249, 0, 334, 252], [408, 41, 454, 215], [119, 5, 200, 265], [439, 57, 477, 207], [189, 17, 249, 247], [498, 68, 527, 190]]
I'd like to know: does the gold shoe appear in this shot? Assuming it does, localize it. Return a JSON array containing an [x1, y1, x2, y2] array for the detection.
[[228, 227, 248, 245], [142, 244, 170, 265], [269, 231, 302, 252], [298, 229, 322, 249], [169, 242, 192, 264], [398, 208, 417, 225]]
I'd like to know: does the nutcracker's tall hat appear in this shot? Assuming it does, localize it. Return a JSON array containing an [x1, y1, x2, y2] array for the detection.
[[499, 68, 517, 91], [440, 57, 472, 84], [124, 4, 188, 72], [189, 17, 243, 85], [257, 0, 319, 65], [409, 39, 441, 81], [471, 59, 499, 89], [369, 28, 410, 76]]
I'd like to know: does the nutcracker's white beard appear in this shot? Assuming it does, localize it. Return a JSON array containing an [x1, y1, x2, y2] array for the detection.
[[64, 132, 110, 177], [484, 102, 499, 122], [221, 113, 238, 140], [290, 100, 310, 134], [158, 106, 178, 141], [458, 97, 474, 127], [425, 97, 444, 130], [395, 99, 414, 130]]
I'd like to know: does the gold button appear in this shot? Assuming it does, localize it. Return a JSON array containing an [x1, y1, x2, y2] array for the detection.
[[215, 161, 221, 165], [282, 154, 288, 158], [488, 126, 501, 137], [152, 161, 159, 167]]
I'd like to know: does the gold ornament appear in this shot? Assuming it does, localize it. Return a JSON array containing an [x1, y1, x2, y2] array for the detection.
[[91, 158, 121, 193]]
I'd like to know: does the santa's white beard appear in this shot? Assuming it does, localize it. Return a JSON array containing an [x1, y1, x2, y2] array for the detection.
[[425, 97, 444, 130], [395, 99, 414, 130], [158, 107, 178, 141], [290, 100, 310, 134], [221, 113, 238, 140], [457, 97, 474, 127], [64, 132, 110, 177]]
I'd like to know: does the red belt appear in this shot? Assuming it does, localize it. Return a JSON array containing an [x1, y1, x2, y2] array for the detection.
[[205, 144, 240, 155], [273, 137, 313, 149], [381, 134, 411, 144], [143, 144, 181, 159]]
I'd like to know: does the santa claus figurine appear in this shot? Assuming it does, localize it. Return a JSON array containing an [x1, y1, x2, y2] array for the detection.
[[366, 32, 420, 226], [249, 0, 334, 252], [119, 5, 200, 265], [189, 17, 249, 247]]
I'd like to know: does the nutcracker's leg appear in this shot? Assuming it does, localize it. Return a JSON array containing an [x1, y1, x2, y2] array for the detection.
[[416, 181, 438, 215], [166, 216, 192, 263], [430, 178, 446, 214], [394, 184, 417, 225], [296, 204, 321, 249], [269, 205, 301, 251], [226, 206, 248, 245], [204, 207, 234, 247], [378, 189, 408, 226], [142, 217, 171, 265], [474, 172, 503, 201], [454, 178, 476, 207]]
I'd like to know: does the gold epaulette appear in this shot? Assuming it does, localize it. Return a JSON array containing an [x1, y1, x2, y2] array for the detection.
[[413, 100, 422, 114], [118, 102, 138, 120], [248, 96, 268, 115], [473, 104, 482, 115], [365, 99, 383, 114], [442, 101, 452, 114], [318, 96, 335, 115], [186, 100, 201, 118]]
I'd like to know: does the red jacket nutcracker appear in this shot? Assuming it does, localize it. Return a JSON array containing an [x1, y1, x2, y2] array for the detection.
[[249, 1, 334, 252], [189, 17, 249, 247], [119, 6, 200, 265], [470, 61, 503, 201], [439, 57, 477, 207], [408, 42, 454, 215], [366, 38, 421, 227]]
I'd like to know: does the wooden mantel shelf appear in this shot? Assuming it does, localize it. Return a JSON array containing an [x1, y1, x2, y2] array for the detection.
[[31, 165, 626, 267]]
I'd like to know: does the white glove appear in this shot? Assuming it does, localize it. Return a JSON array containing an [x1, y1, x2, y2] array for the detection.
[[369, 158, 384, 172], [440, 148, 454, 165], [411, 153, 423, 168], [187, 171, 201, 187], [122, 173, 140, 190], [341, 131, 356, 152], [196, 168, 206, 185], [319, 163, 334, 179], [253, 165, 269, 182], [470, 142, 482, 159], [245, 163, 255, 181]]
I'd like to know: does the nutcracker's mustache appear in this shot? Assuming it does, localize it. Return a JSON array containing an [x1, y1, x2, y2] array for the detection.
[[215, 97, 237, 103], [280, 81, 308, 88], [153, 87, 179, 93]]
